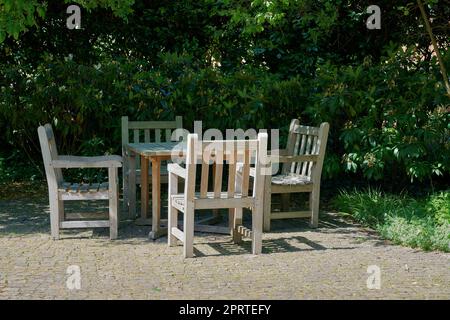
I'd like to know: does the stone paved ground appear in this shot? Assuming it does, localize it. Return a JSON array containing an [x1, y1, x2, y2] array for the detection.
[[0, 196, 449, 300]]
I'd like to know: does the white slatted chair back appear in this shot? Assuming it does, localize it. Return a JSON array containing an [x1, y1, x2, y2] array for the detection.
[[283, 119, 329, 183], [183, 133, 268, 206]]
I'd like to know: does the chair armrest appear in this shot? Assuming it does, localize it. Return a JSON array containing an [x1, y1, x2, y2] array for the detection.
[[237, 162, 272, 178], [239, 152, 316, 177], [167, 163, 186, 179], [269, 154, 319, 163], [51, 155, 123, 168], [268, 149, 288, 156]]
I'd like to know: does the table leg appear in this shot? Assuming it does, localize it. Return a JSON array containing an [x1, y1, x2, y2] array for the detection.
[[140, 155, 149, 219], [122, 150, 129, 213], [149, 157, 164, 239], [128, 153, 136, 218], [212, 162, 221, 221]]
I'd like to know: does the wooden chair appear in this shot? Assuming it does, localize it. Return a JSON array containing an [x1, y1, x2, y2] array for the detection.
[[121, 116, 183, 216], [167, 133, 268, 258], [262, 120, 329, 231], [37, 124, 122, 240]]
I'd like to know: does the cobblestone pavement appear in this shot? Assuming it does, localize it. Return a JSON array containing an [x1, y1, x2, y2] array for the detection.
[[0, 198, 449, 300]]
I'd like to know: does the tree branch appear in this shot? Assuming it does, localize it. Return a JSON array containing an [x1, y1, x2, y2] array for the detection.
[[417, 0, 450, 97]]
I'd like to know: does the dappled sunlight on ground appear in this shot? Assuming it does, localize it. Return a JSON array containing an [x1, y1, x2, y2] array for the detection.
[[0, 183, 449, 299]]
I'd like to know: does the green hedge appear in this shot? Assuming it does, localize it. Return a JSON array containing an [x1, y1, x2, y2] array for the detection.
[[0, 0, 449, 184], [0, 47, 448, 183]]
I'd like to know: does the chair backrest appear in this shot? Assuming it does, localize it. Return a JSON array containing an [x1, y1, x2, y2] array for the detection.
[[121, 116, 183, 147], [184, 133, 268, 204], [283, 119, 329, 182], [37, 124, 63, 189]]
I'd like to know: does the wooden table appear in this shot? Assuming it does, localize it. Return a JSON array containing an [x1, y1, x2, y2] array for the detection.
[[125, 142, 181, 239], [125, 142, 226, 239]]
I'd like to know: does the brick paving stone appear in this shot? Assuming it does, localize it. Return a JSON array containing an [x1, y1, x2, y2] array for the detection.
[[0, 198, 449, 299]]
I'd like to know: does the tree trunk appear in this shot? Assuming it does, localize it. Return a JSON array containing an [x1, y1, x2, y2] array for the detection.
[[417, 0, 450, 97]]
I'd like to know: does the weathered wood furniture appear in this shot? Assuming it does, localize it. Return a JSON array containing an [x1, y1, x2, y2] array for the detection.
[[121, 116, 183, 218], [260, 120, 329, 231], [125, 141, 231, 239], [167, 133, 268, 258], [37, 124, 122, 240]]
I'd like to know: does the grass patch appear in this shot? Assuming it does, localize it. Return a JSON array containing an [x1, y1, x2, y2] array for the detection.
[[334, 188, 449, 252]]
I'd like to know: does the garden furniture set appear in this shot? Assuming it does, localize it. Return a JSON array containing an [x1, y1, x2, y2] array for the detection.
[[38, 117, 329, 258]]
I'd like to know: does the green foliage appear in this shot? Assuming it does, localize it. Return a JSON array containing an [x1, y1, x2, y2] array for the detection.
[[0, 152, 40, 183], [305, 48, 450, 181], [334, 189, 450, 252], [70, 0, 135, 19], [0, 52, 285, 157], [0, 0, 134, 43], [0, 0, 46, 42], [0, 0, 449, 185], [425, 191, 450, 225], [1, 47, 449, 182]]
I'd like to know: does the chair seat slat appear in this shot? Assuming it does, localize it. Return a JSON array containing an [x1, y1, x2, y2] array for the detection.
[[89, 183, 100, 192], [69, 183, 79, 193], [99, 182, 109, 192], [79, 184, 89, 193]]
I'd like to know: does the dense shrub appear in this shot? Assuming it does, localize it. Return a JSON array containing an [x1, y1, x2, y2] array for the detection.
[[1, 47, 448, 183], [0, 0, 449, 186], [306, 47, 450, 181]]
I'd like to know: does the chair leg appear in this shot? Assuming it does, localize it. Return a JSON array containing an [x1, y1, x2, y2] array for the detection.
[[109, 167, 119, 240], [49, 193, 60, 240], [228, 208, 234, 235], [183, 204, 195, 258], [263, 176, 272, 232], [168, 172, 178, 247], [281, 193, 290, 211], [168, 205, 178, 247], [252, 202, 263, 255], [232, 208, 243, 244], [122, 154, 129, 213], [128, 154, 136, 218], [310, 187, 320, 228], [233, 167, 244, 243], [58, 199, 65, 224]]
